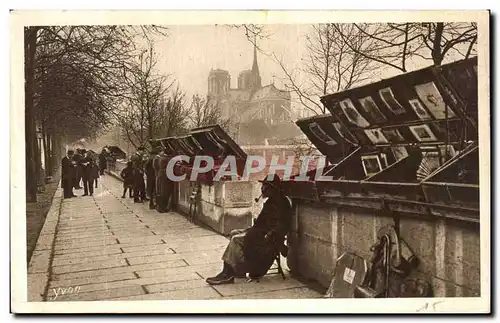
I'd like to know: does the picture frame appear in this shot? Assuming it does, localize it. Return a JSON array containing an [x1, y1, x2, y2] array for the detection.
[[408, 98, 432, 120], [364, 128, 389, 144], [414, 82, 457, 119], [358, 96, 387, 123], [391, 146, 409, 161], [381, 128, 405, 142], [379, 87, 406, 115], [361, 155, 383, 177], [309, 122, 337, 146], [333, 122, 356, 143], [409, 124, 438, 142], [339, 98, 370, 128]]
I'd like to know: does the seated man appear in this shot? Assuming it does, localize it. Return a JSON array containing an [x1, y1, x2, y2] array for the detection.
[[206, 174, 291, 285]]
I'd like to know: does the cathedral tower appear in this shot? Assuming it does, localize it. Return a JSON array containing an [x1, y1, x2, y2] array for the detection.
[[208, 69, 231, 97], [250, 41, 262, 91]]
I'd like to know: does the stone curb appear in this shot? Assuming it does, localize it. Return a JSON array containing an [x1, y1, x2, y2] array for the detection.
[[27, 181, 63, 302]]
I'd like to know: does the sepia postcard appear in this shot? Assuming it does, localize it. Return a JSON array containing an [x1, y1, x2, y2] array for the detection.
[[10, 10, 490, 314]]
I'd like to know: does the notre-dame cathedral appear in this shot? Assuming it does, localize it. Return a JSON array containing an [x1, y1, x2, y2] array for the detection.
[[207, 44, 300, 145]]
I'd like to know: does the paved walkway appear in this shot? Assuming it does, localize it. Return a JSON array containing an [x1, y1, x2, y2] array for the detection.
[[28, 175, 321, 301]]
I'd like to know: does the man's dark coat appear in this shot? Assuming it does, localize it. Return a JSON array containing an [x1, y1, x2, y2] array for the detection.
[[243, 193, 292, 276]]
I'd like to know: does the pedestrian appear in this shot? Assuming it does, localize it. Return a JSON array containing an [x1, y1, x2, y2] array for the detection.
[[89, 157, 100, 189], [61, 150, 77, 199], [145, 148, 158, 209], [154, 150, 174, 213], [133, 161, 147, 203], [72, 150, 84, 189], [120, 161, 134, 198], [99, 148, 107, 175], [205, 174, 292, 285], [81, 151, 95, 196]]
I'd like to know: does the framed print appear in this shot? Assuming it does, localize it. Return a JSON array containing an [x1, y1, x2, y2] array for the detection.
[[380, 153, 388, 168], [408, 98, 432, 120], [379, 87, 406, 115], [361, 155, 383, 177], [358, 96, 387, 123], [364, 128, 389, 144], [381, 128, 405, 142], [308, 122, 337, 146], [409, 124, 438, 142], [339, 98, 370, 128], [333, 122, 357, 143], [414, 82, 456, 119], [391, 146, 409, 161]]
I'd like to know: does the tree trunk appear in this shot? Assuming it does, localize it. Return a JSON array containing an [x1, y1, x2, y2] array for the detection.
[[51, 133, 61, 174], [432, 23, 445, 66], [43, 126, 52, 176], [25, 27, 39, 202]]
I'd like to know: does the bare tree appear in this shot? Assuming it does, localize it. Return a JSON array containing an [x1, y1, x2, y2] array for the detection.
[[25, 25, 168, 201], [188, 94, 233, 130], [274, 23, 378, 116], [116, 42, 174, 148], [333, 22, 477, 73], [229, 24, 271, 50], [155, 86, 191, 138]]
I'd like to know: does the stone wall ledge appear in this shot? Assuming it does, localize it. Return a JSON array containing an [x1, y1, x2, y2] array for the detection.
[[297, 196, 479, 224]]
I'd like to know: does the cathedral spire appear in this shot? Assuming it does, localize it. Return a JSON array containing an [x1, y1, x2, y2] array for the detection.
[[251, 38, 262, 89]]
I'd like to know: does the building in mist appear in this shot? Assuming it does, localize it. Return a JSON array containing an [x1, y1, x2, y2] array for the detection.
[[207, 44, 301, 145]]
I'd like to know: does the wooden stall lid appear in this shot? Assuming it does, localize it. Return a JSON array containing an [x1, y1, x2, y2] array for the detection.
[[295, 113, 359, 164], [320, 57, 478, 147], [190, 124, 247, 161]]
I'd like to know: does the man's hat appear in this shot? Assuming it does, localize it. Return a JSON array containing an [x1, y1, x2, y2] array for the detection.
[[258, 174, 283, 190]]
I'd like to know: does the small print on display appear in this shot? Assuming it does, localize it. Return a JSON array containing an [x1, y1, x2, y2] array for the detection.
[[409, 98, 432, 120], [379, 87, 406, 115], [409, 124, 438, 142], [339, 98, 370, 128], [381, 128, 405, 142], [361, 155, 383, 176], [414, 82, 456, 119], [358, 96, 387, 123], [309, 122, 337, 146], [391, 146, 409, 161], [364, 128, 389, 144]]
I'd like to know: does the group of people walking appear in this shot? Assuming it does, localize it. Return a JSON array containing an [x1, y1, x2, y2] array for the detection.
[[120, 146, 174, 213], [61, 148, 108, 199]]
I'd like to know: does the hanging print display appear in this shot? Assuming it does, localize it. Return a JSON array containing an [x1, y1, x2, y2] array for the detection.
[[364, 128, 389, 144], [339, 98, 370, 128], [361, 155, 383, 177], [333, 122, 358, 144], [358, 96, 387, 123], [408, 98, 432, 120], [391, 146, 409, 161], [308, 122, 337, 146], [414, 82, 456, 119], [379, 87, 406, 115], [409, 124, 438, 142], [381, 128, 405, 142]]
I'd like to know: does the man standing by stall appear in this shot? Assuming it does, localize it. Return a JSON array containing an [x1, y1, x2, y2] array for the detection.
[[145, 147, 159, 209], [61, 149, 77, 199]]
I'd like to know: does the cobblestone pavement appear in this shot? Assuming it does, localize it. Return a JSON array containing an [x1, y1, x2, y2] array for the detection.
[[28, 175, 321, 302]]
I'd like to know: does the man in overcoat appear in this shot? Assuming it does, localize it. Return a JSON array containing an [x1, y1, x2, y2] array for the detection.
[[61, 149, 77, 198], [205, 174, 292, 285], [81, 151, 95, 196], [153, 150, 174, 213], [145, 147, 159, 209]]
